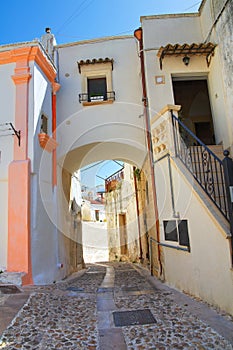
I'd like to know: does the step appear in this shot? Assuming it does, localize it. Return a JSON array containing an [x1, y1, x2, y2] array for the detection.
[[0, 272, 25, 286], [189, 145, 224, 160]]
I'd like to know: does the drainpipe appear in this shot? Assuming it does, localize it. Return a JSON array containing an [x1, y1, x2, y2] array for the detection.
[[134, 27, 162, 276], [133, 166, 143, 260]]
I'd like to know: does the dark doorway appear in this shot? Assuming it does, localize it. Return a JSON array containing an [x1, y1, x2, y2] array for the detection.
[[173, 79, 215, 145], [195, 122, 214, 145]]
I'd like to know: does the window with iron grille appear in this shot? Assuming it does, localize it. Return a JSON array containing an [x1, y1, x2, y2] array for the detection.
[[87, 77, 107, 102], [77, 58, 115, 105]]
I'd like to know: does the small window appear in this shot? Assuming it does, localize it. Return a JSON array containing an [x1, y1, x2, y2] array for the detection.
[[178, 220, 190, 247], [40, 115, 48, 134], [163, 220, 178, 242], [88, 78, 107, 102], [163, 219, 190, 248], [78, 58, 115, 105]]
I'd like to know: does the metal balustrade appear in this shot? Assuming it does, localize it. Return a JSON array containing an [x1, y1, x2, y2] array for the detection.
[[171, 113, 229, 221], [79, 91, 115, 103]]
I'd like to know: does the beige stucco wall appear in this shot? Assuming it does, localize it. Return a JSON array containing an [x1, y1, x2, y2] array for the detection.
[[136, 156, 160, 274], [141, 3, 233, 154], [154, 155, 233, 315], [200, 0, 233, 153], [105, 164, 140, 262]]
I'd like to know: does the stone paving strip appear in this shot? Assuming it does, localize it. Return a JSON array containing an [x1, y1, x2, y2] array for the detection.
[[0, 265, 105, 350], [112, 263, 233, 350], [0, 262, 233, 349]]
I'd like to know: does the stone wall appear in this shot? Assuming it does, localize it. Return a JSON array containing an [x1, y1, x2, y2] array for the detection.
[[105, 164, 140, 262]]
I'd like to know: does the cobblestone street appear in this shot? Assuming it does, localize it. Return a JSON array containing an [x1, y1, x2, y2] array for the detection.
[[0, 262, 233, 349]]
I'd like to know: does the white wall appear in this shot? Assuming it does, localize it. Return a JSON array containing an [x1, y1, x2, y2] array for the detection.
[[30, 62, 60, 284], [142, 14, 202, 49], [56, 37, 146, 171], [0, 63, 15, 270]]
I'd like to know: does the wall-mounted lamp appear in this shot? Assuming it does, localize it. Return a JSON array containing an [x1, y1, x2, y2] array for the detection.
[[183, 56, 190, 66]]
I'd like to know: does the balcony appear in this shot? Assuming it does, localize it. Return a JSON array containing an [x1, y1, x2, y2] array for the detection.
[[105, 170, 124, 192], [79, 91, 115, 105]]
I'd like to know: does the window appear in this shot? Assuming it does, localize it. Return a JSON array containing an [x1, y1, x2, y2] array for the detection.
[[163, 220, 178, 242], [78, 58, 115, 105], [163, 219, 190, 248], [178, 220, 190, 247], [40, 114, 48, 134], [87, 77, 107, 102]]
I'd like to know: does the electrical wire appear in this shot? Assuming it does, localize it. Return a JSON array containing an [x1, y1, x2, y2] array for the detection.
[[56, 1, 201, 40], [184, 1, 201, 11], [55, 0, 90, 34], [55, 0, 96, 35], [80, 160, 106, 172]]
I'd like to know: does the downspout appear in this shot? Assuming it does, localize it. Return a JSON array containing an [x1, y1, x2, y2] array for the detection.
[[133, 167, 143, 260], [51, 80, 60, 187], [134, 27, 162, 276]]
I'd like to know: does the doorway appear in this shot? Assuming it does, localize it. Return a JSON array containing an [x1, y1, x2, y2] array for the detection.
[[172, 78, 215, 145]]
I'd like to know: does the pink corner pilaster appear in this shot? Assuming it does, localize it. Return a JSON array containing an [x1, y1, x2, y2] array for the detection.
[[8, 160, 32, 284], [8, 49, 33, 284]]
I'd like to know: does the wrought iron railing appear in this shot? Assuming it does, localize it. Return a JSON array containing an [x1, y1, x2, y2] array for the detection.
[[171, 113, 229, 221], [79, 91, 115, 103]]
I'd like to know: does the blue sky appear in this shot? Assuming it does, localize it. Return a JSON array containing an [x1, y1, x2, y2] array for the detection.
[[81, 160, 124, 188], [1, 1, 201, 46]]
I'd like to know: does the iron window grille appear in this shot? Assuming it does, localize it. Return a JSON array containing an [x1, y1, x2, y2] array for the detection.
[[79, 91, 115, 103]]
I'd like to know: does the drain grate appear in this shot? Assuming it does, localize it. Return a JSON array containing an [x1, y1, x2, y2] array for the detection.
[[0, 285, 21, 294], [113, 309, 157, 327], [66, 287, 84, 292]]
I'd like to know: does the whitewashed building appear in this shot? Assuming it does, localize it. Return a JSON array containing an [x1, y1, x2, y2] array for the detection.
[[0, 0, 232, 316]]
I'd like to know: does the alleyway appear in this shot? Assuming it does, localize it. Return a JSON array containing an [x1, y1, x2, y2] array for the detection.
[[82, 222, 109, 263], [0, 262, 233, 349]]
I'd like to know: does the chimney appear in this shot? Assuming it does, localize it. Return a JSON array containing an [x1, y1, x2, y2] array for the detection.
[[40, 27, 56, 58]]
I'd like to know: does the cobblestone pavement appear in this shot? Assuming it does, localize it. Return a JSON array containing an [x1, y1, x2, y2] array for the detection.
[[0, 262, 233, 349]]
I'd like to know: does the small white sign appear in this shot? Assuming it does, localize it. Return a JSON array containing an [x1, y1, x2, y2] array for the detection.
[[155, 75, 165, 84]]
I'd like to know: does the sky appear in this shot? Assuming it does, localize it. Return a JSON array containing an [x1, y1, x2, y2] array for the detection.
[[0, 0, 201, 46], [81, 160, 124, 189], [1, 0, 201, 187]]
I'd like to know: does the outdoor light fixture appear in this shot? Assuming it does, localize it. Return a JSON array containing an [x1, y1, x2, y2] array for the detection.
[[183, 56, 190, 66]]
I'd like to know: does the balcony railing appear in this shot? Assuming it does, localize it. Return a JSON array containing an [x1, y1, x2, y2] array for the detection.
[[79, 91, 115, 103], [171, 113, 229, 221], [105, 169, 124, 192]]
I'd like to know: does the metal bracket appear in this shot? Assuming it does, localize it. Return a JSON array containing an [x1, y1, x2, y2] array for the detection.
[[9, 123, 21, 146], [0, 123, 21, 146]]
